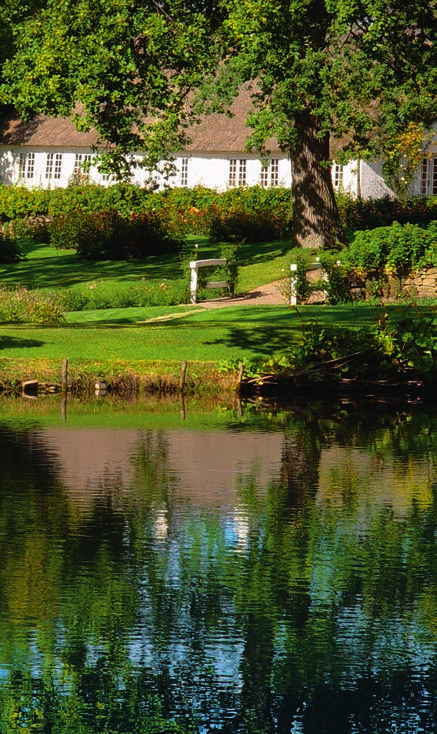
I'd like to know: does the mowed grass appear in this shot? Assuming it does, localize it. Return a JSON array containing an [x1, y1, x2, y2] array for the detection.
[[0, 303, 381, 363], [0, 236, 293, 297], [0, 236, 420, 372]]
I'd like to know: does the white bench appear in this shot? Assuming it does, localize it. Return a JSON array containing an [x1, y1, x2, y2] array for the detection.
[[190, 258, 228, 304]]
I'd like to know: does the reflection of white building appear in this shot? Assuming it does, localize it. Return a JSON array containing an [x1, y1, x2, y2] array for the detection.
[[1, 90, 435, 197], [40, 427, 284, 511]]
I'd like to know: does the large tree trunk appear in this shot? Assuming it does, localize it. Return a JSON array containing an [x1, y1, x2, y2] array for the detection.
[[291, 112, 345, 249]]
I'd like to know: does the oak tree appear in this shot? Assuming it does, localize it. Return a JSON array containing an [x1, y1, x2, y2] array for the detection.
[[210, 0, 437, 246]]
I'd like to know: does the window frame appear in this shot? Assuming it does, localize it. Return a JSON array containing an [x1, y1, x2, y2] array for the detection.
[[180, 157, 189, 187], [45, 152, 63, 180], [18, 152, 35, 180], [228, 158, 247, 188], [420, 157, 437, 195]]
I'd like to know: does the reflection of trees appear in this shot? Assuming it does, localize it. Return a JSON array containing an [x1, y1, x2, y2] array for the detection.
[[1, 417, 437, 731]]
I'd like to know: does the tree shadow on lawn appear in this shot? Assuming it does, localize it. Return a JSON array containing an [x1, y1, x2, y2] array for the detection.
[[201, 307, 374, 357], [203, 323, 300, 356], [0, 335, 45, 349], [0, 251, 184, 289], [236, 239, 291, 266]]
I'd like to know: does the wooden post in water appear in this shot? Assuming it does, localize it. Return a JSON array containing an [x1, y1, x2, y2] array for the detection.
[[60, 359, 68, 422], [61, 359, 68, 393], [180, 361, 187, 392], [180, 393, 186, 420]]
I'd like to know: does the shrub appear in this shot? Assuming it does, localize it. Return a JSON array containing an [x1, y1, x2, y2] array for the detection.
[[0, 230, 25, 263], [317, 253, 354, 304], [0, 185, 51, 222], [54, 278, 191, 311], [289, 249, 315, 304], [5, 217, 50, 247], [48, 208, 183, 260], [127, 210, 184, 255], [0, 287, 65, 323], [336, 194, 437, 233], [342, 221, 437, 276], [206, 187, 292, 242]]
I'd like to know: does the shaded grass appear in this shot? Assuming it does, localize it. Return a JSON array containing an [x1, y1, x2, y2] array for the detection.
[[0, 243, 185, 291], [0, 303, 388, 364], [0, 236, 293, 298]]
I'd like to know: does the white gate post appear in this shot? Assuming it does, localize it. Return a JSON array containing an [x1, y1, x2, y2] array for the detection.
[[190, 261, 198, 304], [290, 263, 298, 306]]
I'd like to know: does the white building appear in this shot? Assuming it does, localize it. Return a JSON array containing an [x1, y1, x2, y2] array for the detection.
[[0, 92, 435, 198]]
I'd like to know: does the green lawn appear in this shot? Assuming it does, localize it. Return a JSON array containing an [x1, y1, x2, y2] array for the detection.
[[0, 303, 381, 363], [2, 237, 433, 387], [0, 236, 293, 297]]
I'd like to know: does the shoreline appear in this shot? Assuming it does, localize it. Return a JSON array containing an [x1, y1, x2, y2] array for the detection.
[[0, 356, 434, 403]]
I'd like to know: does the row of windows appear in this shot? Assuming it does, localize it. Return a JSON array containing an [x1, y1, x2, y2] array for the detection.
[[18, 152, 115, 182], [19, 152, 64, 180], [18, 152, 338, 189], [18, 152, 286, 188], [18, 152, 436, 192]]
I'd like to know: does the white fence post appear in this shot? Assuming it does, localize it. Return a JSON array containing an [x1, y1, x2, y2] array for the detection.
[[190, 262, 198, 304], [290, 263, 298, 306], [290, 258, 334, 305], [189, 258, 228, 304]]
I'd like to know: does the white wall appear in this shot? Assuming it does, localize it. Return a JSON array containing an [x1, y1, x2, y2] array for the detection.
[[171, 153, 292, 190], [0, 148, 116, 188], [0, 147, 293, 191], [359, 159, 395, 199], [1, 144, 430, 198]]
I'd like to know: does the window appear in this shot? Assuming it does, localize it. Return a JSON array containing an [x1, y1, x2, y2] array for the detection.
[[270, 159, 279, 187], [180, 158, 189, 187], [18, 152, 35, 180], [228, 159, 247, 187], [332, 163, 344, 190], [420, 157, 437, 195], [260, 159, 279, 188], [74, 153, 93, 178], [101, 172, 116, 183], [45, 153, 62, 180]]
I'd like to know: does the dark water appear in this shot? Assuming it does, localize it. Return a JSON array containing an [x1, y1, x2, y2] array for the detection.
[[1, 399, 437, 733]]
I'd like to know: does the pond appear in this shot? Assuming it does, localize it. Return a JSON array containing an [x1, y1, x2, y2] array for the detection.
[[0, 395, 436, 733]]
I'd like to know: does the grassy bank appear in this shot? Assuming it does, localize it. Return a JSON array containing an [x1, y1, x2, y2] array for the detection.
[[1, 231, 437, 396], [0, 301, 426, 394]]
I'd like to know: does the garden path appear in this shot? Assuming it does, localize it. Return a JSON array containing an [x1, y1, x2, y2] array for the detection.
[[201, 280, 287, 308]]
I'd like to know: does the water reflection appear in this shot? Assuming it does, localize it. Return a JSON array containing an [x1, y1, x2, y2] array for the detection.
[[0, 400, 436, 732]]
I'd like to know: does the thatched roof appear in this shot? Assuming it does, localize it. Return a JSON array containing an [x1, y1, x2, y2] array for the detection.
[[0, 87, 282, 154], [0, 113, 99, 148]]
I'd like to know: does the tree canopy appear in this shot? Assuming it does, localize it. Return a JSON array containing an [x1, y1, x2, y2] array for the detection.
[[0, 0, 436, 246], [211, 0, 437, 246], [0, 0, 215, 176]]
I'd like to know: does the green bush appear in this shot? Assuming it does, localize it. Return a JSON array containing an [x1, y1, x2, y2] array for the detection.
[[126, 210, 184, 258], [0, 185, 52, 222], [139, 186, 215, 235], [207, 188, 292, 242], [317, 253, 354, 304], [0, 287, 65, 323], [0, 228, 27, 263], [48, 208, 183, 260], [2, 182, 437, 238], [342, 221, 437, 276], [336, 194, 437, 233]]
